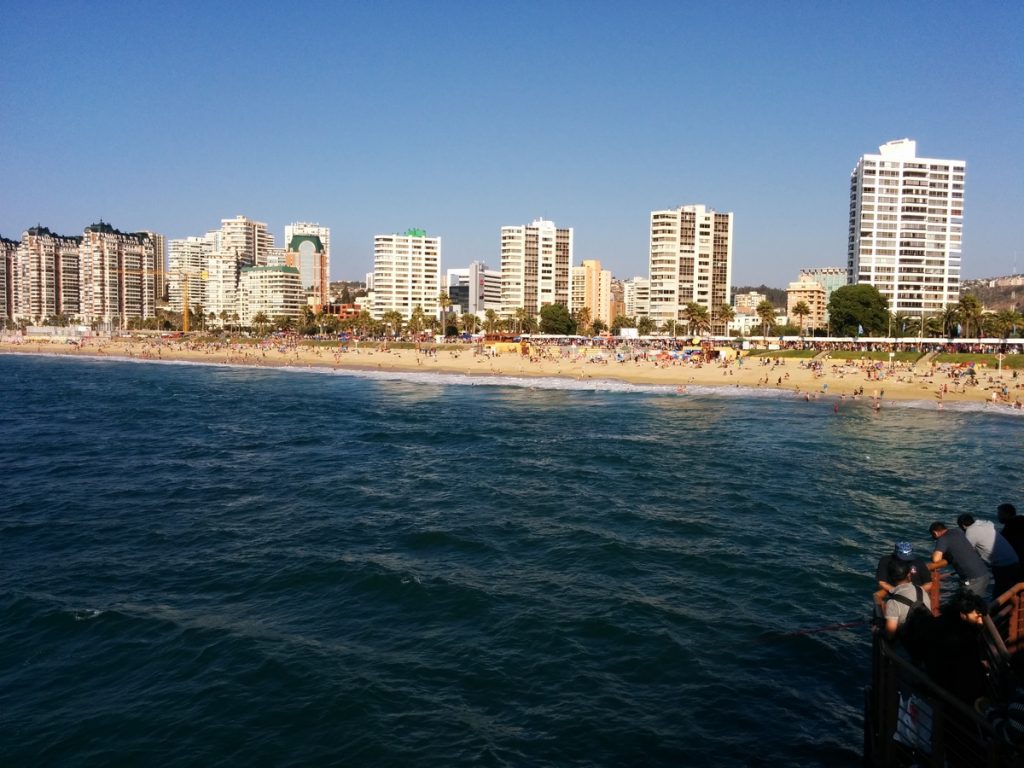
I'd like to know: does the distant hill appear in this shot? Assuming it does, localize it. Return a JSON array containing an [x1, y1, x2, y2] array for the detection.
[[733, 285, 786, 307], [962, 277, 1024, 312]]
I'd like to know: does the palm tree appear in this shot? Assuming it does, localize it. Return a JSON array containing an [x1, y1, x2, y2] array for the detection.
[[890, 312, 918, 337], [381, 310, 404, 338], [791, 301, 811, 335], [957, 294, 984, 338], [356, 309, 375, 336], [939, 305, 959, 337], [661, 319, 678, 337], [992, 309, 1023, 338], [252, 312, 270, 335], [219, 309, 230, 331], [460, 313, 480, 334], [756, 300, 777, 337], [514, 307, 530, 334], [715, 304, 736, 335], [408, 305, 427, 334], [574, 306, 593, 336], [437, 291, 452, 326], [684, 303, 711, 336], [483, 309, 499, 334], [636, 316, 657, 336]]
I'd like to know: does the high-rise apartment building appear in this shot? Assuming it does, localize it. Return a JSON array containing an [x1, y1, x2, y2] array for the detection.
[[220, 215, 274, 269], [237, 265, 304, 326], [500, 218, 573, 318], [848, 139, 964, 314], [285, 231, 329, 309], [78, 222, 157, 326], [143, 231, 167, 302], [371, 229, 441, 320], [284, 222, 330, 296], [14, 226, 81, 322], [623, 277, 650, 319], [648, 205, 732, 333], [168, 235, 213, 314], [1, 236, 17, 324], [571, 259, 612, 326]]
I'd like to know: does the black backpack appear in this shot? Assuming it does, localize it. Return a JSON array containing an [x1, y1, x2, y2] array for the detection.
[[887, 586, 933, 659]]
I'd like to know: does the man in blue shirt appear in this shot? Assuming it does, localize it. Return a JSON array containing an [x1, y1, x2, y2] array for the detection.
[[929, 521, 990, 597]]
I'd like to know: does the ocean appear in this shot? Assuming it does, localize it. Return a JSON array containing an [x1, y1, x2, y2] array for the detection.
[[1, 353, 1021, 767]]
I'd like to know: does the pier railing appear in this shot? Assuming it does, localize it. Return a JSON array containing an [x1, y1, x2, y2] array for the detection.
[[865, 567, 1023, 766]]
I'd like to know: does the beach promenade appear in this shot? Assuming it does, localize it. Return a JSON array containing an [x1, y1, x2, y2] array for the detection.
[[2, 337, 1022, 408]]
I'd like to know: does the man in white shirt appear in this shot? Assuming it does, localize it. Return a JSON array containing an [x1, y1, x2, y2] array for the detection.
[[957, 513, 1021, 599]]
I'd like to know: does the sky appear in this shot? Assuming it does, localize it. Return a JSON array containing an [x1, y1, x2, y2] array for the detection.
[[1, 1, 1021, 285]]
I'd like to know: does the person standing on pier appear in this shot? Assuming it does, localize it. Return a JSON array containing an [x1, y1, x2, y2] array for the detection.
[[929, 521, 991, 597]]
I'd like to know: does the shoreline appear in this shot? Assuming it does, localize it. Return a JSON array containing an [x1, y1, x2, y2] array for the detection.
[[3, 338, 1023, 411]]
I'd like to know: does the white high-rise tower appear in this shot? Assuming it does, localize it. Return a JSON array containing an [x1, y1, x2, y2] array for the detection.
[[648, 205, 733, 333], [500, 218, 573, 318], [848, 139, 965, 314]]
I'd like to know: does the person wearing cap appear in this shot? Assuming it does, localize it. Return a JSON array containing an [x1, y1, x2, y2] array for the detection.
[[957, 513, 1021, 599], [876, 541, 933, 596], [929, 521, 991, 597]]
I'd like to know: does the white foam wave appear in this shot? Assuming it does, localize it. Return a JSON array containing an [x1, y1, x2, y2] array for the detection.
[[6, 350, 1024, 417]]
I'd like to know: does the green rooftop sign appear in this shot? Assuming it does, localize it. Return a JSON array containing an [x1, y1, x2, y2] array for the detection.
[[404, 228, 427, 238]]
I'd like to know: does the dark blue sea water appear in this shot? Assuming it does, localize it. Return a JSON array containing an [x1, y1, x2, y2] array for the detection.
[[2, 354, 1021, 767]]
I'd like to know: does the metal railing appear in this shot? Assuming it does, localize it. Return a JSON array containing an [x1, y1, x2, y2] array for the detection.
[[865, 572, 1023, 766]]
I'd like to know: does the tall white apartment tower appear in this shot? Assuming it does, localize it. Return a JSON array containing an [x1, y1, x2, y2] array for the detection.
[[167, 235, 212, 314], [648, 205, 733, 333], [500, 218, 573, 318], [371, 228, 441, 320], [848, 139, 964, 314], [220, 215, 274, 269]]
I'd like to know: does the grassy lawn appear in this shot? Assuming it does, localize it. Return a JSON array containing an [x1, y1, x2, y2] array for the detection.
[[744, 349, 818, 359], [932, 353, 1024, 370], [824, 350, 922, 363]]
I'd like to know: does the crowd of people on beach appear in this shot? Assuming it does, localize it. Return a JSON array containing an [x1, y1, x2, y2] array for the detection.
[[876, 503, 1024, 751]]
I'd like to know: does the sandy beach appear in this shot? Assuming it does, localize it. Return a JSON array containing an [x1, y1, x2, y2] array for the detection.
[[2, 337, 1022, 409]]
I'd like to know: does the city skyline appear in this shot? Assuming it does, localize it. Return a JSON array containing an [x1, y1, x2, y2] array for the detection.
[[2, 2, 1021, 284]]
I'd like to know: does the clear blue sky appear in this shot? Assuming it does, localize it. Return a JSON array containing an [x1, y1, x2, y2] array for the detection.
[[2, 1, 1021, 285]]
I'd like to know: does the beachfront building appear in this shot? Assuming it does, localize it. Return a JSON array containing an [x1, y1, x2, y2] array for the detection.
[[370, 229, 441, 320], [204, 252, 238, 322], [571, 259, 612, 327], [623, 277, 650, 319], [168, 235, 212, 314], [143, 231, 167, 302], [648, 205, 733, 333], [786, 276, 827, 332], [220, 215, 274, 269], [284, 231, 329, 310], [12, 226, 81, 323], [77, 222, 157, 327], [282, 222, 329, 301], [237, 265, 303, 326], [1, 236, 18, 324], [500, 218, 573, 320], [446, 262, 501, 316], [848, 139, 964, 314]]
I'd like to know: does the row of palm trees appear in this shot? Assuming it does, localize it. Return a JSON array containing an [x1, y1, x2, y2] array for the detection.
[[760, 294, 1023, 338]]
